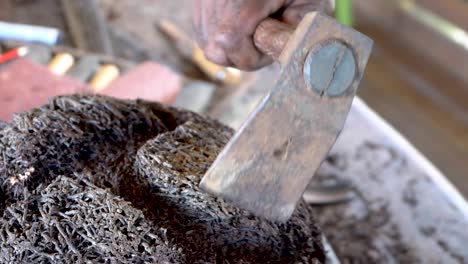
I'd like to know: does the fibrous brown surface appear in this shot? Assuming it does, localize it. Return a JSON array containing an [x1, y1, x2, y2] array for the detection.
[[0, 95, 324, 263]]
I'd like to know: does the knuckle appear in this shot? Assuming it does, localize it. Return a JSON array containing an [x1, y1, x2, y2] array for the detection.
[[235, 56, 259, 71], [213, 29, 260, 70], [214, 29, 242, 51]]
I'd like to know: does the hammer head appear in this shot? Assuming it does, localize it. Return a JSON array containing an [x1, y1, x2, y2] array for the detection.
[[200, 13, 373, 222]]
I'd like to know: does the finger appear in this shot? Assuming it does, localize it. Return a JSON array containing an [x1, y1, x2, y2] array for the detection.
[[212, 27, 263, 70], [212, 0, 285, 70], [192, 0, 205, 46], [199, 0, 213, 47], [203, 40, 232, 66], [200, 0, 232, 66]]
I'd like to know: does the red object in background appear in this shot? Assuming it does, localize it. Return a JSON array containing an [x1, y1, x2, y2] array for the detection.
[[0, 58, 91, 121], [100, 62, 183, 105], [0, 59, 183, 121], [0, 47, 28, 64]]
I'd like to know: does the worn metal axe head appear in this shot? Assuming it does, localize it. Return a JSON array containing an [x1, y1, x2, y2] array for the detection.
[[200, 12, 373, 222]]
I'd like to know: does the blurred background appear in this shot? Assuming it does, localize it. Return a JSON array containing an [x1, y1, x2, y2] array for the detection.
[[0, 0, 466, 196]]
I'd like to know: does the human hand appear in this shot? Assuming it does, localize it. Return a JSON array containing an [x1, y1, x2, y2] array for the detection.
[[193, 0, 333, 71]]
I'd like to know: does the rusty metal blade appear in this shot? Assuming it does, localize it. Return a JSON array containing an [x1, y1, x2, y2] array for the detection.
[[200, 85, 354, 221], [200, 13, 373, 222]]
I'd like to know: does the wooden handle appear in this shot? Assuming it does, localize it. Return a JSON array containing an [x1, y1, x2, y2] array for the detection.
[[48, 52, 75, 75], [159, 19, 243, 85], [192, 47, 242, 85], [253, 18, 294, 61], [90, 64, 120, 91]]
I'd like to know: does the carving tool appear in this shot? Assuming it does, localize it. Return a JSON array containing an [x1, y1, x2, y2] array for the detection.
[[89, 64, 120, 91], [48, 52, 75, 75], [0, 46, 28, 64], [200, 12, 373, 222], [158, 19, 242, 86], [0, 21, 62, 45]]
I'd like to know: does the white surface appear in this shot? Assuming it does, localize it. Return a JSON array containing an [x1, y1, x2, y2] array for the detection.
[[353, 97, 468, 218]]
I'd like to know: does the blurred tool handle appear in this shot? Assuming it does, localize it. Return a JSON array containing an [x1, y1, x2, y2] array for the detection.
[[254, 18, 294, 61], [158, 19, 242, 86], [90, 64, 120, 91]]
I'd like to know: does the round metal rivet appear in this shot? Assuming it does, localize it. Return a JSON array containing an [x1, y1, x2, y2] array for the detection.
[[303, 41, 357, 97]]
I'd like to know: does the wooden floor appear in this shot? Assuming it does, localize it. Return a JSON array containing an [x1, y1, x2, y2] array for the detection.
[[357, 24, 468, 196]]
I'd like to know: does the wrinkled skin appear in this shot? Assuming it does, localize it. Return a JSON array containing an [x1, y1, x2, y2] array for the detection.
[[193, 0, 332, 70]]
